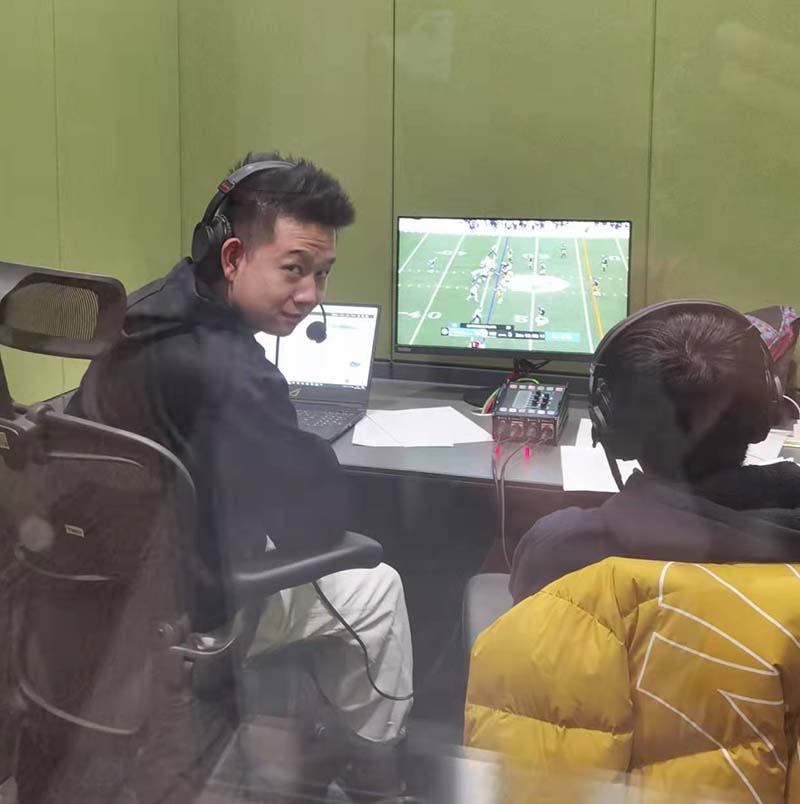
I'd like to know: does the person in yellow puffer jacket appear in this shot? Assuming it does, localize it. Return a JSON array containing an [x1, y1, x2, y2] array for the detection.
[[466, 556, 800, 803], [465, 301, 800, 802]]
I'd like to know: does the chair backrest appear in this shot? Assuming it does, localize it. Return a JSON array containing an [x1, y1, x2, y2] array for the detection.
[[4, 412, 199, 734], [0, 261, 125, 357], [0, 263, 211, 800]]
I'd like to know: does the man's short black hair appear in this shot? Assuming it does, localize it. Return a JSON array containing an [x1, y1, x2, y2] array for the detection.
[[603, 308, 770, 482], [221, 151, 355, 251]]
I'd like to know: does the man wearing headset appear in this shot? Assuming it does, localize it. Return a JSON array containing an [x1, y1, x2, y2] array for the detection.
[[67, 152, 413, 798], [510, 301, 800, 604]]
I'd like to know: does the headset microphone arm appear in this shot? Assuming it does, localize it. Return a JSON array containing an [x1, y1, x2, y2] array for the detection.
[[305, 303, 328, 343]]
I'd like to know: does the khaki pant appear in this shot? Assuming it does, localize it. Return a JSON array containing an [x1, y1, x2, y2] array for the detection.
[[248, 563, 413, 743]]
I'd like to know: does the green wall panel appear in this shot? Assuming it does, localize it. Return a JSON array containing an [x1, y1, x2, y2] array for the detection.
[[3, 0, 796, 397], [179, 0, 394, 354], [54, 0, 182, 390], [0, 0, 64, 403], [394, 0, 656, 343], [648, 2, 800, 311]]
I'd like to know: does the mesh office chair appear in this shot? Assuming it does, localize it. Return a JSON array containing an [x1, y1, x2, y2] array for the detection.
[[0, 262, 383, 804]]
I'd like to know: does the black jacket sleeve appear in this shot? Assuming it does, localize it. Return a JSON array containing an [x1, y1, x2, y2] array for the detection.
[[193, 357, 350, 569]]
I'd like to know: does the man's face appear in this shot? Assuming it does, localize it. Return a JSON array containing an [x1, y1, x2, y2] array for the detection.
[[222, 215, 336, 335]]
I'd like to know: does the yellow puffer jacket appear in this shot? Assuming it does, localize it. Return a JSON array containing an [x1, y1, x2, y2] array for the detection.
[[465, 558, 800, 803]]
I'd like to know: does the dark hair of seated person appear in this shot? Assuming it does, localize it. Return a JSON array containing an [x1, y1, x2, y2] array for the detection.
[[602, 309, 771, 484], [219, 150, 355, 253]]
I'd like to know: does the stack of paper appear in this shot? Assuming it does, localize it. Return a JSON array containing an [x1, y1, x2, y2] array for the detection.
[[745, 430, 790, 465], [560, 446, 640, 492], [352, 406, 493, 448], [561, 417, 640, 493], [563, 418, 793, 492]]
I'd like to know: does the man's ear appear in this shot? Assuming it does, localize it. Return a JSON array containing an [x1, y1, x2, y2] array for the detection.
[[220, 237, 245, 282]]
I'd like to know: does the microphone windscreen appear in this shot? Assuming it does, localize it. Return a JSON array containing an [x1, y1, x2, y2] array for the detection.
[[306, 321, 327, 343]]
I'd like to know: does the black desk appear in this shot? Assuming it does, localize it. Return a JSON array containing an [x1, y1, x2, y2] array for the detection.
[[334, 378, 586, 488]]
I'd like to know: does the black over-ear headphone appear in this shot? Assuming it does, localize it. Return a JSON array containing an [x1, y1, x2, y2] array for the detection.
[[588, 299, 782, 462], [190, 159, 294, 265]]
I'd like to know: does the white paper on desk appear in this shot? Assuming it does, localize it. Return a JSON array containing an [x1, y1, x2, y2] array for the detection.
[[744, 430, 787, 465], [575, 418, 595, 448], [368, 408, 455, 447], [560, 446, 640, 492], [352, 406, 492, 448], [424, 406, 494, 444], [352, 413, 405, 447]]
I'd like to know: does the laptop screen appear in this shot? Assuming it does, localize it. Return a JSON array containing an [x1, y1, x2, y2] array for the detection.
[[256, 303, 381, 403]]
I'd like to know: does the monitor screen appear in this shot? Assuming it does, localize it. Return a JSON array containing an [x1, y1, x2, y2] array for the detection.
[[395, 217, 631, 360], [257, 304, 380, 390]]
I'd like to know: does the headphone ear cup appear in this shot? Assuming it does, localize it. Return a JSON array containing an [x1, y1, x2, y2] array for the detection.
[[589, 377, 613, 447], [191, 215, 232, 265], [745, 337, 783, 443], [590, 376, 641, 461], [211, 213, 233, 245], [749, 370, 782, 444], [191, 222, 213, 263]]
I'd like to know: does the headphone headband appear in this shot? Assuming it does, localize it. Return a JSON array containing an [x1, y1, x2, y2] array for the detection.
[[196, 159, 295, 229], [192, 159, 295, 265]]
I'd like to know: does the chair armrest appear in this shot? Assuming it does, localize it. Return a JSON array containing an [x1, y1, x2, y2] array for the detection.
[[170, 609, 247, 663], [231, 531, 383, 601]]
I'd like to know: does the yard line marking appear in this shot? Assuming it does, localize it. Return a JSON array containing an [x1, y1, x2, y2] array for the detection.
[[410, 234, 466, 345], [487, 239, 514, 324], [399, 232, 429, 274], [528, 236, 539, 348], [614, 237, 629, 272], [478, 237, 503, 312], [574, 238, 595, 352], [581, 238, 604, 340]]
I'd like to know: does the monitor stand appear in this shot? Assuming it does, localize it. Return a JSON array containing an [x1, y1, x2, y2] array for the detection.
[[461, 357, 550, 408]]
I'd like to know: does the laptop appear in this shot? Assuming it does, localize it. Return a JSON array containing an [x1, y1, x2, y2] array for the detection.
[[255, 303, 381, 442]]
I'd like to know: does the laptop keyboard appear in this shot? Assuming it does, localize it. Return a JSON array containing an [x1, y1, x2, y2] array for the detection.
[[295, 406, 364, 442]]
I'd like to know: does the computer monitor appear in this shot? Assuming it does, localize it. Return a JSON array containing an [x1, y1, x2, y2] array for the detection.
[[395, 217, 631, 361]]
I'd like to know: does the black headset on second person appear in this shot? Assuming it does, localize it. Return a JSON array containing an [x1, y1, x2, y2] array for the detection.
[[191, 159, 327, 343], [588, 299, 782, 463]]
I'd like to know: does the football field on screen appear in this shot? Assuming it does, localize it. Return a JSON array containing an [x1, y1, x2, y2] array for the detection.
[[396, 231, 629, 355]]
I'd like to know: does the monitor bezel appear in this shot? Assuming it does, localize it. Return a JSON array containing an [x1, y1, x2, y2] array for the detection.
[[393, 215, 632, 363]]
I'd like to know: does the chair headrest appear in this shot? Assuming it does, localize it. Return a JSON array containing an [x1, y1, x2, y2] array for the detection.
[[0, 261, 126, 359]]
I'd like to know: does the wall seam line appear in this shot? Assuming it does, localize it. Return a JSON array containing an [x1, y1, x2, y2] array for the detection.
[[389, 0, 397, 366], [50, 0, 67, 392], [176, 0, 184, 258], [643, 0, 659, 307]]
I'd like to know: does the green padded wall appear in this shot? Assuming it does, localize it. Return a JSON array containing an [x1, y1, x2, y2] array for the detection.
[[2, 0, 797, 396], [648, 1, 800, 312], [54, 0, 181, 390], [0, 0, 181, 401], [0, 0, 64, 403], [179, 0, 395, 354]]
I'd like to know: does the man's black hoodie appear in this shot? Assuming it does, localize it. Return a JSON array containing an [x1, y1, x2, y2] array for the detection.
[[68, 259, 348, 629]]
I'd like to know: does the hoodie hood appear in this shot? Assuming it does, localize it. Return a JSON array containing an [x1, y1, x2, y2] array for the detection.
[[120, 259, 247, 341], [600, 462, 800, 565]]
